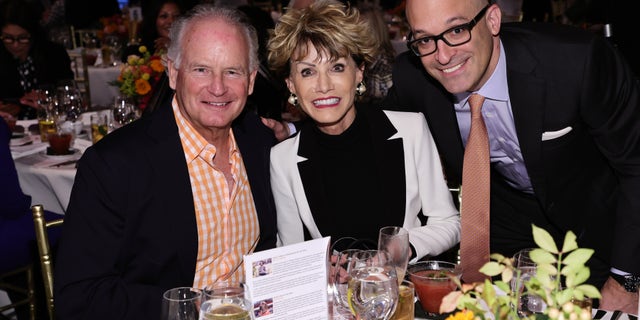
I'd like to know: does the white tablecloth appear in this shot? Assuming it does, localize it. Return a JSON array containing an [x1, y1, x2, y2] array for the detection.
[[11, 120, 92, 214], [88, 65, 121, 108]]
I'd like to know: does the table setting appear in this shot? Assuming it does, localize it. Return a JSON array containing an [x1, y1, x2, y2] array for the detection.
[[10, 118, 92, 214]]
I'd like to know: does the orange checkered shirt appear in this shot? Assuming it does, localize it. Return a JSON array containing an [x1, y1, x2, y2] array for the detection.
[[172, 100, 260, 289]]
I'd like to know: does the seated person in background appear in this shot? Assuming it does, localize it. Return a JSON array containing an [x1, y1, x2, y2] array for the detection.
[[0, 113, 64, 319], [139, 0, 183, 56], [54, 5, 277, 319], [356, 1, 395, 106], [0, 0, 73, 119], [238, 4, 288, 121], [267, 0, 460, 259]]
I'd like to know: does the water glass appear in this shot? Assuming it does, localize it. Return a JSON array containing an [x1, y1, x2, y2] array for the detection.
[[347, 250, 399, 320], [331, 249, 363, 319], [161, 287, 202, 320], [90, 112, 110, 144]]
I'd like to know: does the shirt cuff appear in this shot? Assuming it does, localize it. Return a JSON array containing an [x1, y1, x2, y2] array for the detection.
[[286, 122, 297, 136]]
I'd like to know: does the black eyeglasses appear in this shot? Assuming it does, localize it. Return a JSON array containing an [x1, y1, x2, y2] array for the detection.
[[1, 34, 31, 44], [407, 5, 490, 57]]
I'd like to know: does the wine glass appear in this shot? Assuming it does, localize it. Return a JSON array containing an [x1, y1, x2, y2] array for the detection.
[[377, 226, 410, 285], [511, 248, 546, 317], [161, 287, 202, 320], [347, 250, 399, 320], [113, 96, 136, 127]]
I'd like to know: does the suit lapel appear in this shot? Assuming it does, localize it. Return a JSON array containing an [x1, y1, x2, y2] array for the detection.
[[147, 101, 199, 282], [503, 37, 547, 204]]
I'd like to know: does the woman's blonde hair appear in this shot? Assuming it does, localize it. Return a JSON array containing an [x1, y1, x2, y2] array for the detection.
[[268, 0, 378, 80]]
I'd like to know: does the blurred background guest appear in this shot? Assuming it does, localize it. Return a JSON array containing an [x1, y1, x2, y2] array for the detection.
[[138, 0, 183, 55], [0, 0, 73, 119], [129, 0, 184, 116], [356, 1, 395, 106], [238, 4, 287, 121]]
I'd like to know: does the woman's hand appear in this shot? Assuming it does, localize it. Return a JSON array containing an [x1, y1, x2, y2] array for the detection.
[[19, 90, 43, 109], [154, 36, 171, 53]]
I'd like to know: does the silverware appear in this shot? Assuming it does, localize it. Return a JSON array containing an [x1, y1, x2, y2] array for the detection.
[[49, 159, 79, 168]]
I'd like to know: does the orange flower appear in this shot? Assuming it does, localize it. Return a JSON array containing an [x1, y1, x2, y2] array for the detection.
[[149, 58, 164, 73], [135, 78, 152, 96]]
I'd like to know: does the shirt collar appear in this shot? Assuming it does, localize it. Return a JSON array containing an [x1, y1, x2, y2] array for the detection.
[[454, 40, 510, 107], [172, 97, 237, 163]]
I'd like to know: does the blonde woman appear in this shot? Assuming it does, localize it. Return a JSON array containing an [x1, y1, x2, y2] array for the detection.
[[268, 0, 460, 259]]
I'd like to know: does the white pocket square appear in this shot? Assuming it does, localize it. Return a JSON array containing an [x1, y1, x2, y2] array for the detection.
[[541, 126, 572, 141]]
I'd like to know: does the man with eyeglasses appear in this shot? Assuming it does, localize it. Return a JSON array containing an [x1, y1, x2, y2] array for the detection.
[[383, 0, 640, 314], [0, 0, 73, 119]]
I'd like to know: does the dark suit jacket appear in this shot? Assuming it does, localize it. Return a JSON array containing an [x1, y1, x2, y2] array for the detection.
[[383, 22, 640, 286], [54, 100, 277, 319]]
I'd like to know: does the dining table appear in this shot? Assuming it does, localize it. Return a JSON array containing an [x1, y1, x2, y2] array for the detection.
[[11, 119, 93, 215]]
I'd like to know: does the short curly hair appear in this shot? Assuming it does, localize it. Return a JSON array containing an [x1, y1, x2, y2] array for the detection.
[[267, 0, 378, 80]]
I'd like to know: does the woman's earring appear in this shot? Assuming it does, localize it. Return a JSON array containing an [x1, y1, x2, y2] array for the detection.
[[355, 81, 367, 96], [288, 93, 298, 106]]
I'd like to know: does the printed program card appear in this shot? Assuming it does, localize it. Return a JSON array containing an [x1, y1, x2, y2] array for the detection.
[[244, 237, 331, 320]]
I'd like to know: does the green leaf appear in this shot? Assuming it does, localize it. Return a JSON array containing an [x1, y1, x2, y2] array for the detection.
[[480, 261, 504, 276], [501, 267, 513, 283], [560, 230, 578, 252], [531, 248, 557, 264], [537, 263, 558, 276], [532, 224, 558, 253], [563, 248, 594, 266], [565, 266, 590, 287], [575, 284, 602, 299]]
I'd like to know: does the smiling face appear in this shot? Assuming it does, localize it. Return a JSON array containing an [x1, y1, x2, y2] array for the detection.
[[156, 2, 180, 38], [168, 17, 257, 142], [405, 0, 502, 94], [1, 24, 31, 61], [286, 42, 363, 135]]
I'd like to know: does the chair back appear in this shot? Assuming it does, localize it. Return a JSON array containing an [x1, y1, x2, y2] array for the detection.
[[31, 204, 63, 320], [0, 264, 36, 319], [67, 49, 91, 108]]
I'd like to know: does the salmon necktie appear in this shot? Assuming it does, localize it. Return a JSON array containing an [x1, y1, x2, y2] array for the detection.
[[460, 93, 491, 283]]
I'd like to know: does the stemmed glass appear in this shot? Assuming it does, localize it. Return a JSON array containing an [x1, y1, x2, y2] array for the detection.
[[161, 287, 202, 320], [511, 248, 546, 317], [113, 96, 137, 128], [347, 250, 399, 320], [377, 226, 410, 285]]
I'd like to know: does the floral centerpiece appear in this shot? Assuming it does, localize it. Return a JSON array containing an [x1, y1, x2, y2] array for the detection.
[[441, 224, 602, 320], [112, 45, 165, 111], [99, 14, 129, 42]]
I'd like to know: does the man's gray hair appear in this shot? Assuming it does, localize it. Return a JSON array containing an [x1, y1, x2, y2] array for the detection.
[[166, 4, 259, 72]]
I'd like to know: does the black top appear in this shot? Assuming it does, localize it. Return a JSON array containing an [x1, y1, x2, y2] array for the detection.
[[301, 106, 403, 249], [0, 40, 73, 119]]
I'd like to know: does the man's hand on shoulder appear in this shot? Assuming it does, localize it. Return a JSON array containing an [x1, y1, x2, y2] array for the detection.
[[261, 117, 291, 142]]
